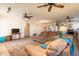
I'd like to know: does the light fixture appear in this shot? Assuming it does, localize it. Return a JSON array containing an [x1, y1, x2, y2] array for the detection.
[[59, 25, 67, 32], [39, 20, 50, 24], [7, 7, 11, 13]]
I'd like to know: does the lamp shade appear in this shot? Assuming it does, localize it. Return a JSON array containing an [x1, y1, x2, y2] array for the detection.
[[59, 26, 67, 32]]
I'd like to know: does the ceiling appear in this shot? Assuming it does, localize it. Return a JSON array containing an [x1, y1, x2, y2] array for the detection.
[[0, 3, 79, 23]]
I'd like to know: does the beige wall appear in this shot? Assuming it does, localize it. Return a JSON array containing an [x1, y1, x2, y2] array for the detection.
[[30, 22, 44, 36], [0, 15, 44, 37], [0, 15, 25, 38]]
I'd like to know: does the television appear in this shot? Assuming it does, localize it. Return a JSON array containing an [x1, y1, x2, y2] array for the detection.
[[12, 29, 19, 34], [67, 29, 73, 35]]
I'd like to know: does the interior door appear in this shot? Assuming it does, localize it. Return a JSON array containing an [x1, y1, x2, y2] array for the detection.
[[24, 23, 30, 37]]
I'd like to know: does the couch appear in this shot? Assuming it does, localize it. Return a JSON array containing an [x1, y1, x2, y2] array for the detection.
[[0, 39, 31, 56], [31, 31, 59, 43], [0, 38, 70, 56], [25, 38, 70, 56]]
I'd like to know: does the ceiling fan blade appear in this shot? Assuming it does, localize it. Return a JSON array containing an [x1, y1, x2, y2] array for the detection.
[[28, 16, 33, 18], [25, 16, 33, 20], [7, 7, 11, 13], [53, 3, 64, 8], [29, 16, 33, 18], [68, 20, 71, 22], [24, 13, 27, 16], [67, 16, 70, 19], [37, 4, 49, 8], [27, 17, 32, 20], [48, 5, 52, 12]]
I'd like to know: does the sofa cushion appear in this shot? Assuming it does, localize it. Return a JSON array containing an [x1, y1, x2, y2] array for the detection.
[[46, 39, 68, 56], [48, 32, 58, 37], [39, 31, 49, 37], [0, 44, 10, 56], [46, 48, 57, 56], [25, 45, 46, 56], [40, 44, 48, 49], [7, 46, 28, 56]]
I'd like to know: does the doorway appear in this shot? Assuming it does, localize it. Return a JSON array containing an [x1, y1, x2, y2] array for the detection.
[[24, 23, 30, 37]]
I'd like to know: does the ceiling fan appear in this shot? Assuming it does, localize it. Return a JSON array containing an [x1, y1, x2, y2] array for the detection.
[[66, 16, 73, 19], [37, 3, 64, 12], [56, 20, 61, 27], [7, 7, 11, 13], [65, 16, 74, 22], [23, 13, 33, 20]]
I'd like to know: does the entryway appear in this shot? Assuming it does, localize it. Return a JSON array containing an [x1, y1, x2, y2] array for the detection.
[[24, 23, 30, 37]]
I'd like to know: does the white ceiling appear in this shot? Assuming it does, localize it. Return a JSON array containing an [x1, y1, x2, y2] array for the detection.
[[0, 3, 79, 23]]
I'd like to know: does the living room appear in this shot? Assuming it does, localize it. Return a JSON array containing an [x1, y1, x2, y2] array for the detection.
[[0, 3, 79, 56]]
